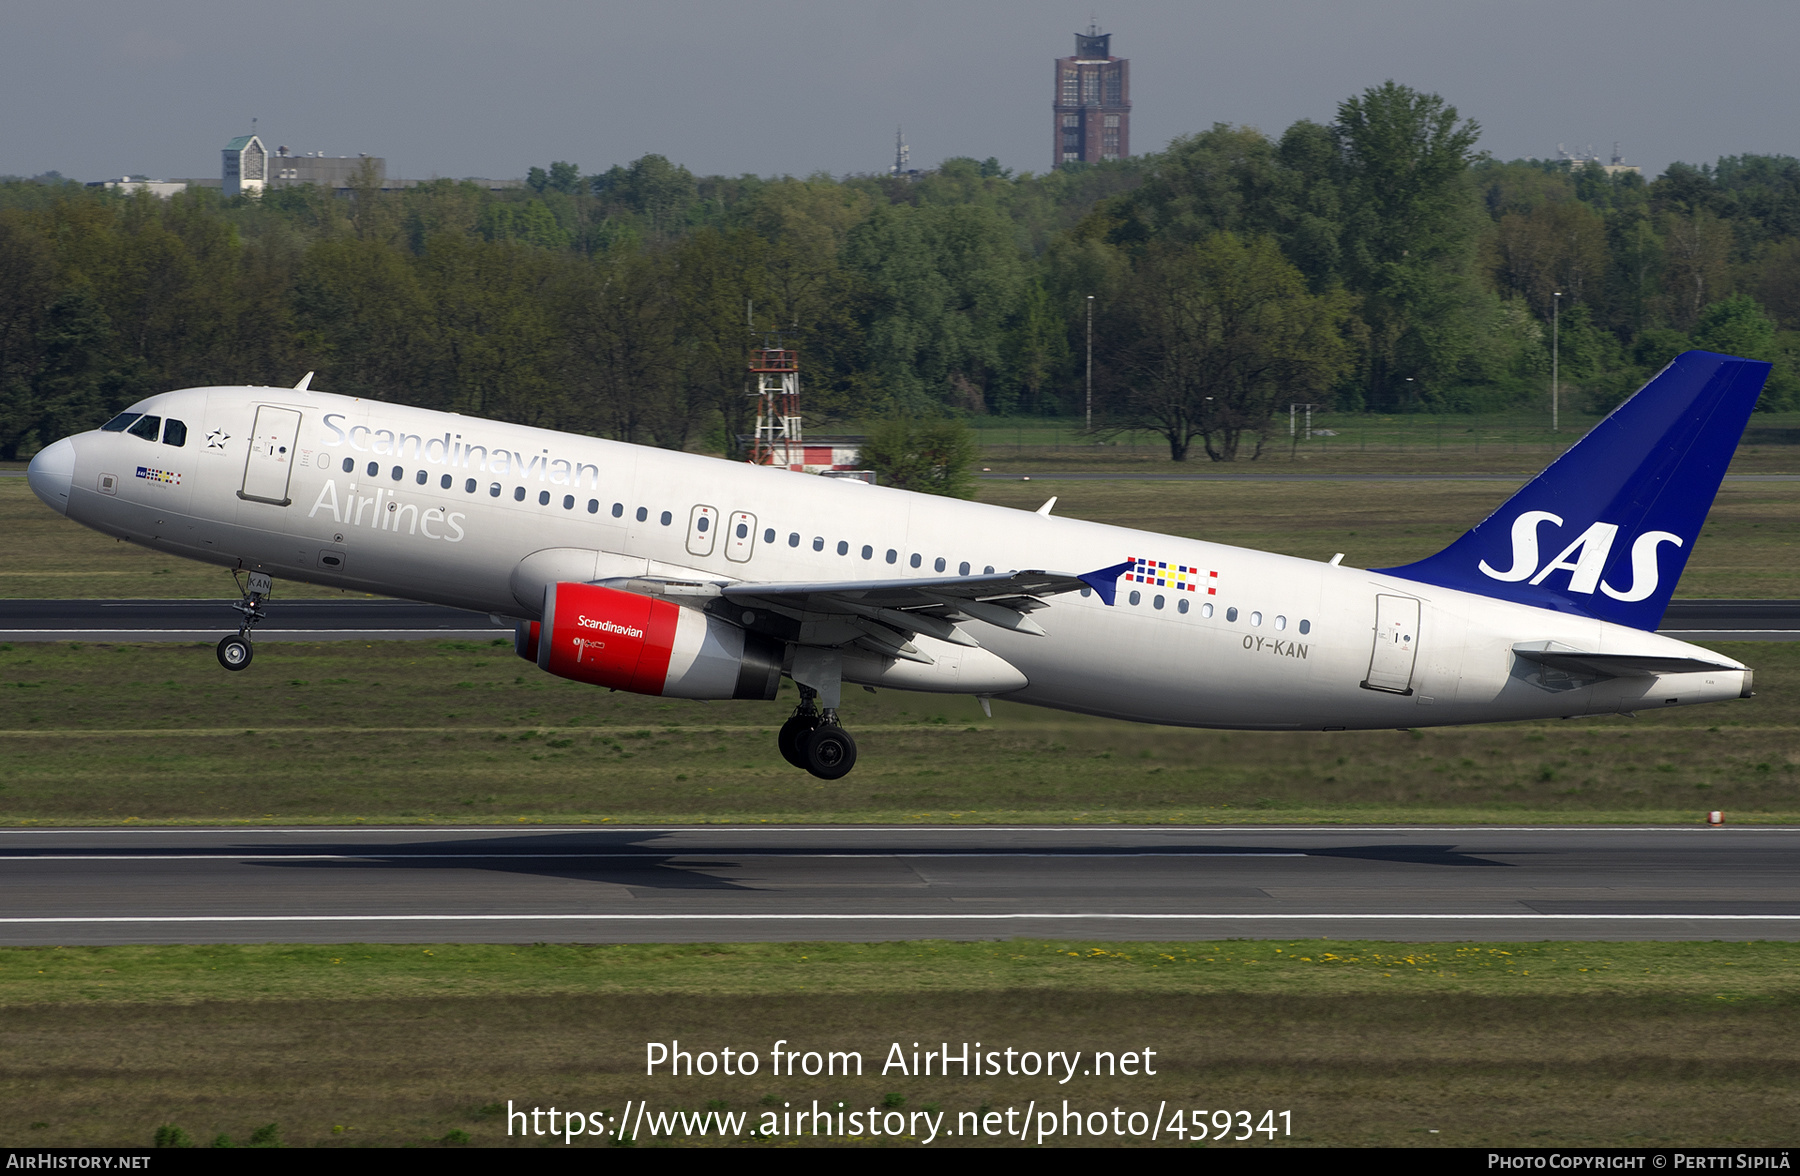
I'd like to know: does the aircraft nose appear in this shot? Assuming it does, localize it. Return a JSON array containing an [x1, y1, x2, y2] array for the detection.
[[27, 436, 76, 516]]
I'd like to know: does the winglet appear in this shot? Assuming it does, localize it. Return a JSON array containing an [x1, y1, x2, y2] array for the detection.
[[1078, 559, 1134, 606], [293, 371, 315, 391]]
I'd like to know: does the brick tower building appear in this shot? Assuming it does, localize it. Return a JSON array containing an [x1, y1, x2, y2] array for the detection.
[[1053, 24, 1130, 168]]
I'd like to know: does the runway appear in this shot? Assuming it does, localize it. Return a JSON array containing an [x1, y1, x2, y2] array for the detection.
[[0, 598, 1793, 642], [2, 825, 1796, 945]]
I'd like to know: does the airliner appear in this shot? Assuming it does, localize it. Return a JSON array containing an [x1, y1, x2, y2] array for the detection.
[[24, 351, 1768, 779]]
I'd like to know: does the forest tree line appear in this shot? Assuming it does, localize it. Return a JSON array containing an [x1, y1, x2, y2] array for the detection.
[[4, 82, 1800, 462]]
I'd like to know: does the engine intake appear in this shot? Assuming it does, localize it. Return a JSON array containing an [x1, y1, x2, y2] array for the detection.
[[537, 581, 781, 700]]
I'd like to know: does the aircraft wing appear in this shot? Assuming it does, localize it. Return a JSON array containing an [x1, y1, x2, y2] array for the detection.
[[722, 564, 1122, 609], [708, 562, 1132, 659]]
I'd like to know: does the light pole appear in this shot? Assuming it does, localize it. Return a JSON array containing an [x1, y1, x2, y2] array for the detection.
[[1552, 291, 1562, 433], [1085, 295, 1094, 434]]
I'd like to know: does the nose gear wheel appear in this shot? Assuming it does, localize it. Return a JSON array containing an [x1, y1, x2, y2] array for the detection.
[[218, 568, 272, 672]]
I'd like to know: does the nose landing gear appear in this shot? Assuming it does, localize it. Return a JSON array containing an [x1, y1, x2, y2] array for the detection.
[[778, 684, 858, 779], [218, 569, 272, 672]]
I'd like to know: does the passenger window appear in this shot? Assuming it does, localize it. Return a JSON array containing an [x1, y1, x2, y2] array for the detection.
[[465, 479, 477, 493], [1250, 611, 1263, 626], [809, 536, 821, 550], [391, 466, 403, 481], [885, 549, 897, 564], [910, 554, 922, 568], [513, 486, 526, 502], [1080, 587, 1091, 598], [539, 491, 551, 506], [162, 419, 187, 447], [439, 474, 451, 489], [934, 557, 945, 572], [861, 545, 873, 560], [344, 458, 356, 473], [563, 495, 574, 510], [790, 533, 801, 548], [836, 541, 847, 555], [101, 413, 141, 432], [983, 566, 995, 575], [737, 523, 749, 539], [765, 529, 776, 544], [636, 507, 648, 522], [1178, 598, 1190, 614], [1202, 603, 1214, 618], [660, 511, 672, 526], [368, 462, 379, 476], [1226, 607, 1238, 622], [1274, 615, 1287, 631], [489, 483, 501, 497], [1154, 595, 1164, 610], [1129, 590, 1141, 606], [697, 516, 710, 532], [416, 469, 428, 485], [587, 499, 599, 513], [1299, 619, 1311, 635], [127, 415, 161, 441], [959, 562, 970, 576], [612, 502, 623, 517]]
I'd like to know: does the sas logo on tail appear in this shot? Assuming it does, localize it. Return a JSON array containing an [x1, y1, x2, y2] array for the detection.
[[1477, 511, 1680, 603]]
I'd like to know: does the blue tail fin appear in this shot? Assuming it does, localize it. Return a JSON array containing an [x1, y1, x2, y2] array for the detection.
[[1374, 351, 1771, 630]]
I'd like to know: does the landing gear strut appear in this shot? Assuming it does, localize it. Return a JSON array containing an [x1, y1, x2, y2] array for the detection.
[[778, 684, 857, 780], [218, 569, 272, 672]]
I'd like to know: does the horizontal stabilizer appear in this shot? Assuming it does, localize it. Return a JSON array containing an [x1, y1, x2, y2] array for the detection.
[[1512, 641, 1738, 678]]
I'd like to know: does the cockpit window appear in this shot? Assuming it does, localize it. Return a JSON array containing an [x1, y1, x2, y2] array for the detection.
[[126, 414, 162, 442], [161, 419, 187, 447], [100, 413, 141, 432]]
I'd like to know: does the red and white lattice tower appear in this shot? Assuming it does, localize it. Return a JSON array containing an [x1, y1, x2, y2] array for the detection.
[[747, 340, 801, 466]]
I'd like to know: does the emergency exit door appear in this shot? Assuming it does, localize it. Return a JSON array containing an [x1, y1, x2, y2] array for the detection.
[[239, 406, 302, 506]]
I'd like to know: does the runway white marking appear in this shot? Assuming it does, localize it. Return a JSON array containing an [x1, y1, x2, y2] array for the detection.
[[2, 913, 1795, 925], [0, 825, 1794, 835], [0, 852, 1308, 861]]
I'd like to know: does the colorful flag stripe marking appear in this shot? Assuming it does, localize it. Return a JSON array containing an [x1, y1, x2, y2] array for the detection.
[[1123, 557, 1217, 593]]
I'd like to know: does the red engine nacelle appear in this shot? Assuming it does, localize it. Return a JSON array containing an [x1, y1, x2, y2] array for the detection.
[[536, 582, 782, 700]]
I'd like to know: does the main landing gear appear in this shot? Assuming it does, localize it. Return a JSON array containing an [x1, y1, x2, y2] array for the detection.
[[778, 684, 858, 780], [217, 570, 272, 672]]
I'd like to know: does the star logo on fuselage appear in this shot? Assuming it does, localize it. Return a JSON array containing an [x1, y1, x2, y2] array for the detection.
[[205, 429, 230, 450]]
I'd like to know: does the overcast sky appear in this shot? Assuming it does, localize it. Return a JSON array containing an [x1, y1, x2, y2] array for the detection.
[[7, 1, 1798, 184]]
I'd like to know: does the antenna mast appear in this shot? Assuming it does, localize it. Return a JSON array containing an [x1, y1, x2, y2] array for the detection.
[[747, 336, 801, 466]]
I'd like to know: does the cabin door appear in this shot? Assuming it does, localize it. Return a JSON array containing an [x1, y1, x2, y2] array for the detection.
[[239, 406, 302, 506], [1363, 594, 1420, 695]]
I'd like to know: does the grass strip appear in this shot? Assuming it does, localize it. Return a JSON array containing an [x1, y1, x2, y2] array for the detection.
[[1, 640, 1796, 825], [1, 941, 1795, 1149]]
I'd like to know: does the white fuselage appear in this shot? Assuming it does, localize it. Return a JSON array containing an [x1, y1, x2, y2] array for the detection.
[[39, 385, 1751, 729]]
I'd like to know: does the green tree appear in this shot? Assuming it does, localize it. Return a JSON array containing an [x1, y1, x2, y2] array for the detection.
[[1691, 293, 1777, 359], [1334, 82, 1485, 407], [855, 417, 978, 497], [1113, 233, 1353, 461]]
